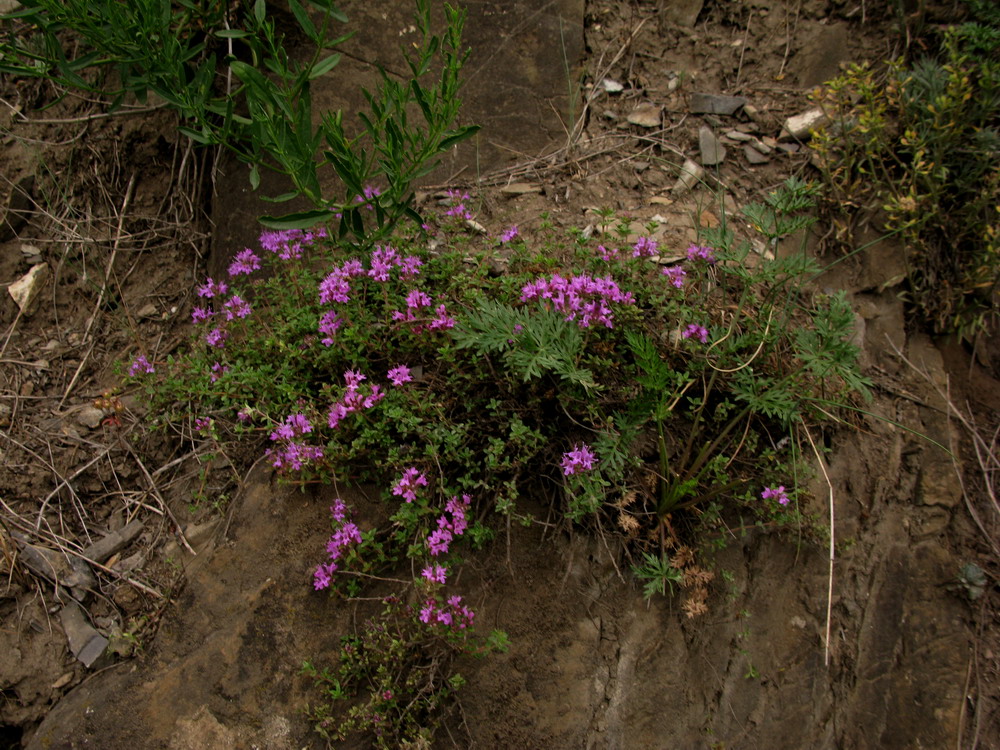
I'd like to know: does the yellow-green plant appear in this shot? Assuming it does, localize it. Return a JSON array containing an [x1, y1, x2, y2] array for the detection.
[[812, 22, 999, 334]]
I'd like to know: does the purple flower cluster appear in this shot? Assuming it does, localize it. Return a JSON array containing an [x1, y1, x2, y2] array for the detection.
[[499, 225, 519, 244], [391, 290, 455, 332], [632, 236, 658, 258], [223, 295, 251, 321], [561, 443, 597, 475], [128, 354, 155, 376], [267, 413, 324, 472], [204, 327, 229, 349], [761, 485, 791, 506], [327, 370, 385, 429], [196, 277, 228, 299], [387, 364, 412, 386], [313, 498, 363, 590], [392, 467, 428, 503], [419, 594, 475, 629], [260, 227, 327, 261], [444, 189, 473, 221], [427, 494, 471, 556], [318, 310, 342, 346], [194, 416, 212, 432], [686, 244, 717, 264], [598, 245, 620, 262], [227, 248, 261, 277], [210, 361, 229, 382], [662, 265, 687, 288], [520, 274, 635, 329], [354, 185, 381, 211], [421, 563, 447, 584], [682, 324, 709, 344]]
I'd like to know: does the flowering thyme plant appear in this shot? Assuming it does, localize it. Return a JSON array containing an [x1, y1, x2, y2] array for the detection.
[[129, 177, 869, 744]]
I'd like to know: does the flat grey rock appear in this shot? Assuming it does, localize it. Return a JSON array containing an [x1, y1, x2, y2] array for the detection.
[[699, 126, 726, 166], [690, 93, 747, 116], [744, 145, 769, 164]]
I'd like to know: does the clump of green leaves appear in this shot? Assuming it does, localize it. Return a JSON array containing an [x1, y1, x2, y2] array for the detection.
[[812, 21, 1000, 334], [0, 0, 478, 242], [302, 598, 507, 748]]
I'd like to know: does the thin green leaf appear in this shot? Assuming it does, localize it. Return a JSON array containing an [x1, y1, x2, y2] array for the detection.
[[308, 53, 340, 80], [258, 209, 336, 230]]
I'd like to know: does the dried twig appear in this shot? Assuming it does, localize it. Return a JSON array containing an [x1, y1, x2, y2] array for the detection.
[[802, 424, 835, 667]]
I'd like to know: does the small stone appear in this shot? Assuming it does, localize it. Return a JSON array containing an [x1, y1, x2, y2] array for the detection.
[[762, 136, 778, 148], [781, 108, 831, 139], [75, 406, 105, 430], [20, 243, 42, 264], [724, 130, 754, 142], [136, 303, 158, 319], [698, 126, 726, 166], [689, 93, 747, 116], [744, 145, 769, 165], [7, 262, 49, 315], [627, 103, 662, 128], [51, 672, 74, 690], [500, 182, 542, 196], [60, 602, 108, 668], [743, 103, 767, 125], [464, 219, 487, 234], [81, 521, 144, 564], [749, 138, 772, 155], [790, 615, 808, 629], [671, 159, 705, 194], [600, 78, 624, 94], [776, 142, 801, 154], [601, 109, 617, 121], [649, 196, 673, 206]]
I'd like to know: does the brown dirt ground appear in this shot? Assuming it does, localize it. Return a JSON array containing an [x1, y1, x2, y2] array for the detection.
[[2, 1, 998, 748]]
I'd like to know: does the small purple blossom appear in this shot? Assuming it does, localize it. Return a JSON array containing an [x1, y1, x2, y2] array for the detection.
[[128, 355, 155, 376], [500, 225, 519, 244], [632, 236, 658, 258], [227, 248, 262, 277], [388, 365, 413, 386], [598, 245, 620, 262], [392, 467, 428, 504], [762, 485, 791, 506], [686, 244, 717, 264], [196, 277, 228, 299], [561, 444, 597, 476], [521, 274, 635, 329], [426, 494, 471, 556], [191, 306, 214, 324], [210, 361, 229, 383], [682, 324, 709, 344], [260, 227, 326, 261], [318, 310, 342, 346], [204, 327, 229, 348], [421, 564, 447, 584], [194, 416, 212, 432], [223, 294, 251, 321], [236, 408, 252, 423], [662, 265, 687, 288], [428, 304, 456, 331]]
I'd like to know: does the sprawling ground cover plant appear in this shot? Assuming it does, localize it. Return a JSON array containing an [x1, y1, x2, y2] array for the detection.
[[127, 177, 871, 744]]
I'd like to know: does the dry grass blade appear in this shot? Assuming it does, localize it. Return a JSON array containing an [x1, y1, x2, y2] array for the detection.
[[802, 425, 835, 668]]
